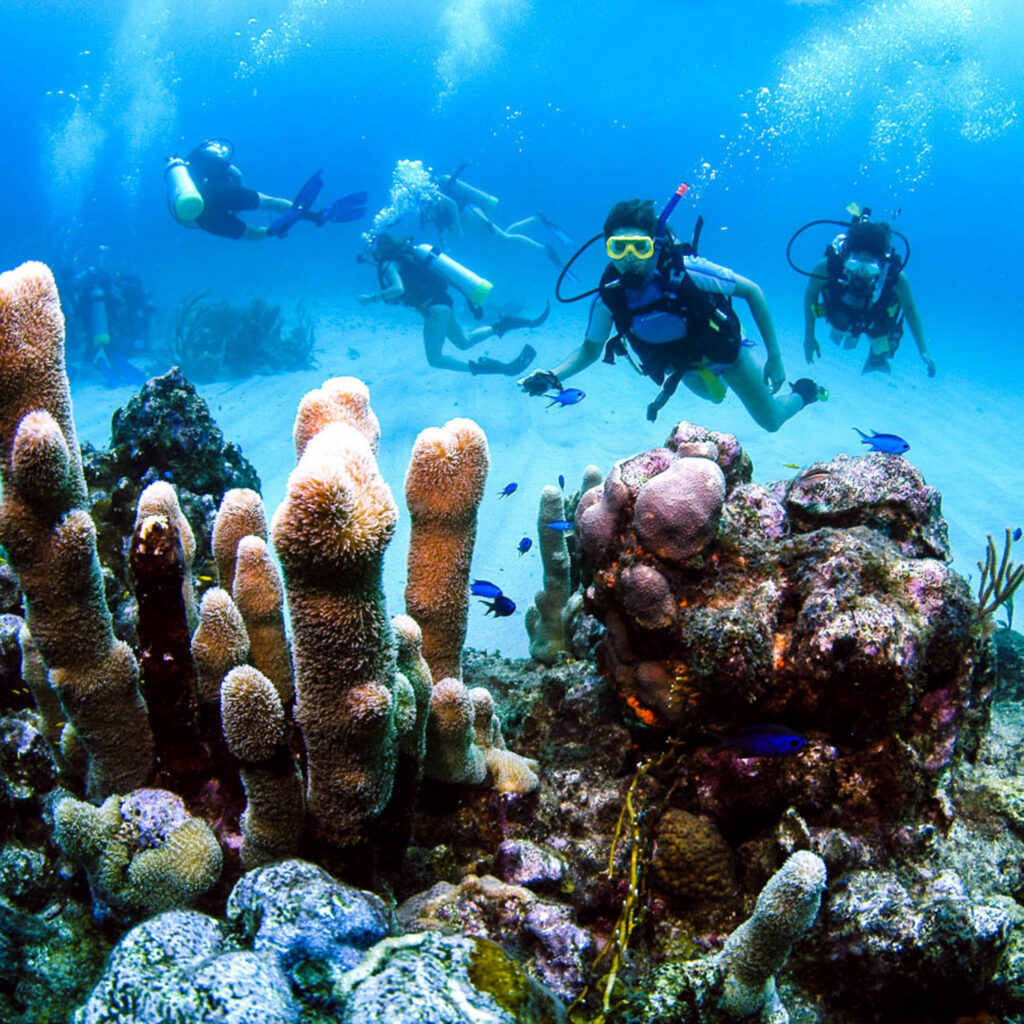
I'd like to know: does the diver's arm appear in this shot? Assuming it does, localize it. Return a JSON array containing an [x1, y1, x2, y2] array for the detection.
[[518, 301, 610, 394], [732, 274, 785, 392], [802, 259, 827, 363], [893, 275, 935, 376], [359, 263, 404, 305]]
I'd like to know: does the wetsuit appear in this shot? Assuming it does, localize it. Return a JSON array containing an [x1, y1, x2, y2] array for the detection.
[[186, 148, 261, 240], [379, 247, 452, 309]]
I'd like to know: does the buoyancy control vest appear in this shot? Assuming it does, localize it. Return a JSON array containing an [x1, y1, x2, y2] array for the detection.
[[597, 243, 743, 386], [821, 233, 904, 339], [378, 245, 451, 309]]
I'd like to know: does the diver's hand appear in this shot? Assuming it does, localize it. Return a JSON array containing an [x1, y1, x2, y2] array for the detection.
[[804, 333, 820, 363], [763, 356, 785, 394], [518, 369, 562, 396], [923, 355, 936, 378]]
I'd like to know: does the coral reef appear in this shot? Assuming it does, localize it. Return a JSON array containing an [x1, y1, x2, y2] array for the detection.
[[210, 487, 267, 593], [405, 418, 490, 683]]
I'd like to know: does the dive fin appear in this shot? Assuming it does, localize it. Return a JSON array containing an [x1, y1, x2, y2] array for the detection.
[[268, 169, 325, 237], [323, 191, 368, 224]]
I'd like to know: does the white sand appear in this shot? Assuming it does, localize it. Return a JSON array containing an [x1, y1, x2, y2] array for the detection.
[[69, 301, 1023, 659]]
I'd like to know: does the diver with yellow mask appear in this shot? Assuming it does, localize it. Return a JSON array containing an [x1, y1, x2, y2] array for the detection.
[[519, 189, 825, 429]]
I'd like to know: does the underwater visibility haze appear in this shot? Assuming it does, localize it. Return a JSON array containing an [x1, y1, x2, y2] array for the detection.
[[3, 1, 1024, 1021]]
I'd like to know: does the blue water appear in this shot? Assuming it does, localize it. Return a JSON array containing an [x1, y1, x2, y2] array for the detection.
[[3, 0, 1023, 658]]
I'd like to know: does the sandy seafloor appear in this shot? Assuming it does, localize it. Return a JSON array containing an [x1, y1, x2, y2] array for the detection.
[[68, 298, 1022, 661]]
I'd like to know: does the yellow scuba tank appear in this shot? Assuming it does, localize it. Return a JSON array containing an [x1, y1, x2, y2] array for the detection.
[[439, 175, 499, 215], [412, 244, 493, 305], [88, 286, 111, 350], [165, 157, 204, 221]]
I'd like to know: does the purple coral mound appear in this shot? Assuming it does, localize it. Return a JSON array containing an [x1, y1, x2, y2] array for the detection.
[[576, 420, 979, 825]]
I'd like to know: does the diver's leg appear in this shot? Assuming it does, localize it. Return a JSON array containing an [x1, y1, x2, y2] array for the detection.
[[464, 206, 547, 256], [424, 304, 471, 372], [721, 347, 805, 432], [256, 193, 293, 213]]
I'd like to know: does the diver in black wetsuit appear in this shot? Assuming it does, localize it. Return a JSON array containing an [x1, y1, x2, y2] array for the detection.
[[359, 233, 547, 376]]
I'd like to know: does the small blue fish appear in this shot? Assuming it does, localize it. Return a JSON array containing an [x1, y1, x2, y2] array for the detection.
[[1014, 528, 1023, 543], [546, 519, 573, 531], [517, 537, 532, 556], [854, 427, 909, 454], [714, 725, 806, 758], [546, 388, 585, 408], [481, 595, 516, 617], [499, 482, 518, 498], [470, 579, 503, 598], [558, 474, 565, 490]]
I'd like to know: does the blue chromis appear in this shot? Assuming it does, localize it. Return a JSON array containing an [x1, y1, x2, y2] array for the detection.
[[853, 428, 910, 454], [546, 388, 585, 408], [517, 537, 532, 555], [499, 482, 518, 498], [1014, 528, 1023, 542], [470, 579, 503, 598], [714, 724, 806, 758], [558, 474, 565, 490], [481, 595, 516, 617], [546, 519, 573, 531]]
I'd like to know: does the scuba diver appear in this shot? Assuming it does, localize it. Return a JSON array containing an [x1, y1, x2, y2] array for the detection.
[[359, 232, 548, 375], [791, 206, 935, 377], [519, 190, 825, 429], [165, 139, 367, 241], [65, 260, 151, 387]]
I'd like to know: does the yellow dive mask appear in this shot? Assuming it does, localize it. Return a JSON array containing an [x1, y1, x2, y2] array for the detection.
[[606, 235, 655, 260]]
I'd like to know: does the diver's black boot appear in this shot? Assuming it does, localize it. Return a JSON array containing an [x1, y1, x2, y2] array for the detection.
[[790, 378, 829, 407], [469, 345, 537, 376], [491, 302, 550, 338]]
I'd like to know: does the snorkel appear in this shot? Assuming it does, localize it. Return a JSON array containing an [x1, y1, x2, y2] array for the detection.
[[653, 182, 689, 258]]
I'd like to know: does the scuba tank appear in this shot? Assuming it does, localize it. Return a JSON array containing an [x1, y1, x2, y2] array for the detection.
[[411, 244, 493, 305], [438, 174, 499, 215], [165, 157, 204, 221], [88, 285, 111, 350]]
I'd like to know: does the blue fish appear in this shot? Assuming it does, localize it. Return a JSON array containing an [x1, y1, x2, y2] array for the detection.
[[470, 579, 503, 598], [558, 474, 565, 490], [714, 725, 806, 758], [481, 595, 516, 617], [1014, 528, 1022, 543], [546, 388, 585, 408], [499, 482, 518, 498], [854, 428, 910, 454], [546, 519, 573, 531], [517, 537, 532, 556]]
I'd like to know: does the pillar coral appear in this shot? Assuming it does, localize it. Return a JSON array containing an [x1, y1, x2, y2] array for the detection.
[[404, 418, 489, 683], [271, 420, 399, 847], [0, 262, 153, 798], [293, 375, 381, 459], [220, 664, 304, 869], [232, 535, 295, 706], [525, 485, 573, 666], [211, 487, 267, 594], [191, 587, 250, 705]]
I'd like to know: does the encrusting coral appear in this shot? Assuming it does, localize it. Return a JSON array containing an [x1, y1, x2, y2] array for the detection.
[[53, 787, 223, 919], [525, 485, 573, 666], [405, 418, 489, 683], [271, 420, 400, 847], [469, 686, 540, 795], [0, 261, 153, 798]]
